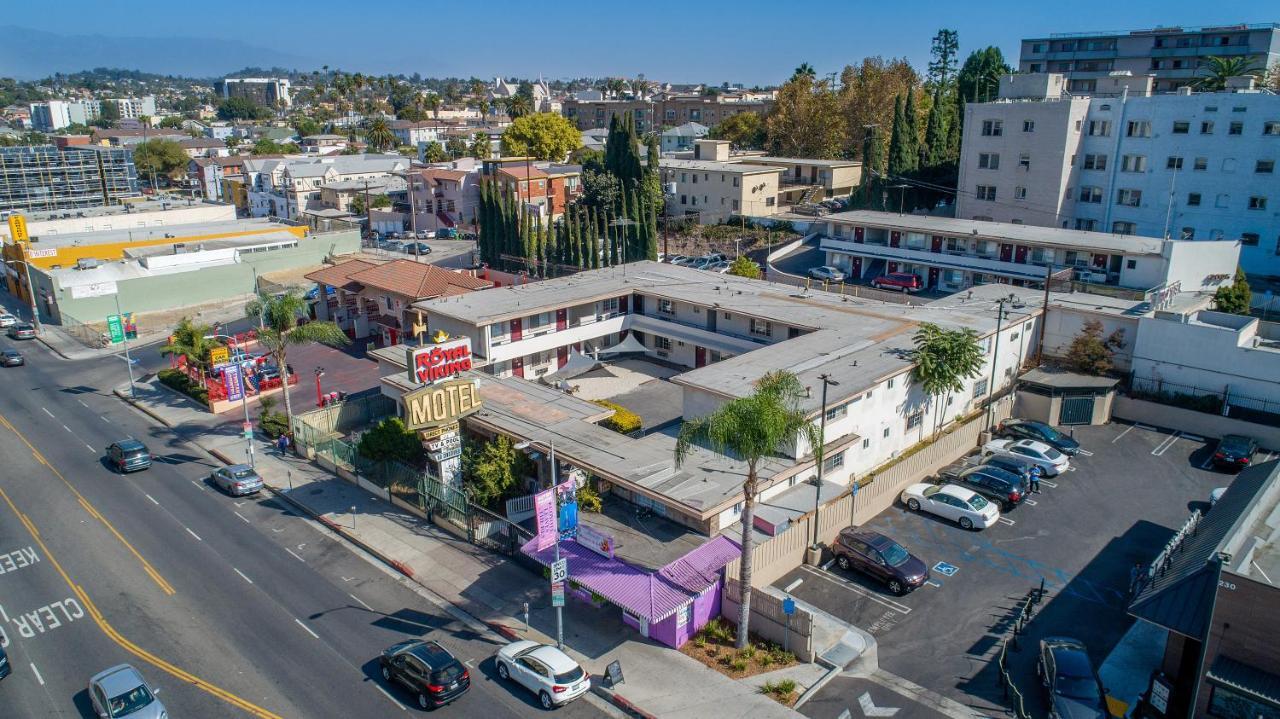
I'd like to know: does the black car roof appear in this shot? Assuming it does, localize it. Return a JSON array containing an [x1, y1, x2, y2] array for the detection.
[[115, 439, 147, 451], [407, 640, 456, 668], [1046, 639, 1094, 676]]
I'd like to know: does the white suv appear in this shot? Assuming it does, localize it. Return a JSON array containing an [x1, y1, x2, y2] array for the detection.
[[495, 640, 590, 709]]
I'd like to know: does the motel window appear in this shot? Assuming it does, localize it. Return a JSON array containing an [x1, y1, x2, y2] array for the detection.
[[653, 336, 671, 351], [1112, 221, 1137, 235], [749, 318, 772, 337], [1229, 122, 1244, 135], [905, 411, 924, 431], [981, 120, 1003, 136], [978, 153, 999, 170], [825, 403, 847, 421], [658, 298, 675, 314], [1126, 120, 1151, 138], [972, 378, 989, 398], [1082, 154, 1106, 170], [1180, 227, 1195, 240], [1014, 187, 1027, 200], [976, 185, 997, 201], [1171, 121, 1190, 134], [822, 451, 845, 473], [1022, 120, 1035, 132], [599, 297, 619, 315], [1167, 156, 1183, 170]]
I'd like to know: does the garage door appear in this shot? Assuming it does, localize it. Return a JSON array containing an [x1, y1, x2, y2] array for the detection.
[[1059, 395, 1095, 425]]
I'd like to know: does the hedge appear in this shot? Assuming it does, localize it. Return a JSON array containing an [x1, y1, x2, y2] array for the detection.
[[157, 368, 209, 405], [592, 399, 642, 434]]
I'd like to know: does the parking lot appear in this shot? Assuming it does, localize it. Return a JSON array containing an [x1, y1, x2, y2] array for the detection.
[[779, 421, 1251, 716]]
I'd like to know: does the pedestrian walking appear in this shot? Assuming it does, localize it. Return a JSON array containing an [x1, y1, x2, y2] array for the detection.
[[1030, 466, 1042, 494]]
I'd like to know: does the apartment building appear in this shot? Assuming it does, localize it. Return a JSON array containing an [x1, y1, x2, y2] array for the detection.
[[817, 210, 1239, 295], [217, 77, 292, 109], [407, 164, 482, 230], [956, 73, 1280, 276], [241, 154, 409, 220], [482, 159, 582, 222], [28, 96, 157, 131], [188, 156, 247, 201], [28, 100, 74, 131], [562, 95, 771, 134], [0, 145, 140, 213], [659, 122, 710, 154], [389, 120, 442, 147], [1019, 23, 1280, 93]]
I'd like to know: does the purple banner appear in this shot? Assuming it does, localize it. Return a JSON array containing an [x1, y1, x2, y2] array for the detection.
[[534, 488, 556, 552], [222, 363, 244, 402]]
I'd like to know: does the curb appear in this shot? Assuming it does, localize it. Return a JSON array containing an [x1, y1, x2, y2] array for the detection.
[[37, 335, 73, 360], [590, 685, 658, 719], [114, 387, 177, 429]]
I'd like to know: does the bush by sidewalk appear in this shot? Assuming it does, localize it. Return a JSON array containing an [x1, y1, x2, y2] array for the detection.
[[157, 368, 209, 405], [680, 618, 798, 680]]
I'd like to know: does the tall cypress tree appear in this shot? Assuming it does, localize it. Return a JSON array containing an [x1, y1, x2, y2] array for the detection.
[[888, 94, 911, 177], [604, 114, 620, 177], [627, 187, 642, 262], [476, 179, 489, 264], [902, 90, 920, 172], [947, 88, 964, 162], [520, 205, 532, 268], [588, 207, 601, 269], [606, 210, 619, 266], [923, 87, 948, 168], [645, 197, 659, 261]]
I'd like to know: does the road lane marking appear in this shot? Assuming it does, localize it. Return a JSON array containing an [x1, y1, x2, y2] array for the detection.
[[30, 663, 43, 685], [349, 593, 373, 611], [77, 400, 88, 408], [144, 494, 159, 506], [234, 511, 251, 524], [784, 578, 804, 592], [184, 527, 202, 542], [98, 416, 110, 423], [294, 618, 319, 639], [62, 424, 72, 433], [373, 682, 408, 710], [84, 443, 94, 452], [1111, 425, 1136, 442], [40, 407, 53, 418], [801, 565, 912, 614], [189, 480, 205, 491], [0, 486, 282, 719], [285, 548, 305, 562], [233, 568, 253, 584]]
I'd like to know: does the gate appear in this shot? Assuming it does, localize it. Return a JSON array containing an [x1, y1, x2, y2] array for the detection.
[[1059, 395, 1095, 425]]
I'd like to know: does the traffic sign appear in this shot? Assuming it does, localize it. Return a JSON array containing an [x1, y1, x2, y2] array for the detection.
[[106, 314, 124, 344], [550, 558, 568, 584], [242, 422, 254, 439], [551, 580, 565, 607], [782, 597, 796, 616]]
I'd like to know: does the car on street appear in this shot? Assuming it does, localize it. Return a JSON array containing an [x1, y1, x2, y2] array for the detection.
[[210, 464, 264, 496], [7, 323, 36, 340], [1037, 637, 1108, 719], [88, 664, 167, 719], [935, 464, 1027, 512], [900, 482, 1000, 530], [1, 349, 23, 367], [808, 265, 846, 282], [701, 252, 728, 264], [495, 640, 591, 709], [983, 438, 1070, 477], [106, 439, 152, 473], [1212, 434, 1258, 471], [870, 272, 924, 292], [413, 229, 435, 240], [997, 419, 1080, 456], [387, 231, 403, 240], [379, 639, 471, 709], [831, 527, 929, 595], [0, 312, 17, 328], [382, 241, 405, 253], [402, 242, 433, 255]]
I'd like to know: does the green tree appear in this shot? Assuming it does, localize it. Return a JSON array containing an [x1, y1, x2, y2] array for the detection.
[[245, 289, 351, 427], [363, 116, 396, 152], [500, 112, 581, 161], [468, 131, 491, 159], [507, 94, 533, 119], [922, 87, 949, 167], [1214, 267, 1253, 314], [357, 417, 424, 465], [1195, 56, 1262, 91], [291, 115, 322, 138], [726, 256, 761, 279], [887, 94, 913, 175], [445, 135, 469, 158], [160, 317, 223, 369], [351, 193, 391, 216], [133, 139, 189, 179], [1065, 319, 1126, 376], [791, 63, 817, 82], [765, 74, 845, 158], [94, 100, 120, 128], [217, 96, 267, 121], [578, 168, 621, 210], [251, 138, 300, 155], [838, 57, 920, 162], [675, 371, 819, 650], [927, 29, 960, 88], [421, 141, 447, 163], [708, 112, 767, 150], [157, 116, 186, 130], [902, 90, 920, 171], [957, 47, 1011, 104], [461, 435, 533, 507], [907, 323, 984, 436]]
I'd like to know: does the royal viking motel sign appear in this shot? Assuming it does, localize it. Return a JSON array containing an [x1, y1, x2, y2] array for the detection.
[[402, 335, 482, 431]]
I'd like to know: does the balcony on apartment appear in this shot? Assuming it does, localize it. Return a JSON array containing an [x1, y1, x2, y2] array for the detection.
[[486, 309, 628, 364], [820, 235, 1062, 284]]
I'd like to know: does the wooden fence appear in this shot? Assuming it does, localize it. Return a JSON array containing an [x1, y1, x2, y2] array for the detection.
[[728, 398, 1012, 588]]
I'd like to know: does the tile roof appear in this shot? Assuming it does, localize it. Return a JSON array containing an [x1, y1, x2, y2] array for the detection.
[[304, 259, 379, 292], [348, 259, 493, 299]]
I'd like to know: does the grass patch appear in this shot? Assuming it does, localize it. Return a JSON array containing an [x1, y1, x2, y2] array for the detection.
[[760, 678, 799, 706]]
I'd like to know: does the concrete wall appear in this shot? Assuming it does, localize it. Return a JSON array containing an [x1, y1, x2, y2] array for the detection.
[[23, 202, 235, 240], [721, 579, 814, 661], [1112, 395, 1280, 449], [1041, 306, 1138, 370], [1161, 239, 1241, 294], [1132, 312, 1280, 405]]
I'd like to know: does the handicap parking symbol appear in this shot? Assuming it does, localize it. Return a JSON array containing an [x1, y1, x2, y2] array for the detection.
[[933, 561, 960, 577]]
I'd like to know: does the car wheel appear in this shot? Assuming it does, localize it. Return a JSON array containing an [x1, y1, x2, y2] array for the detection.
[[497, 662, 510, 681], [381, 666, 391, 681], [906, 498, 921, 512], [959, 516, 974, 530], [837, 555, 851, 571], [418, 692, 430, 709], [888, 579, 904, 595], [539, 691, 553, 710]]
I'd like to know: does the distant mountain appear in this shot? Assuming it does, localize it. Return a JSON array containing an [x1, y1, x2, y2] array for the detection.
[[0, 26, 314, 80]]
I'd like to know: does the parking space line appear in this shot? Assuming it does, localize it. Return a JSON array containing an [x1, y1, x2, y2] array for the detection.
[[1135, 424, 1156, 431], [1040, 480, 1059, 489], [233, 568, 253, 584], [234, 511, 251, 524], [285, 548, 305, 562], [924, 580, 942, 588], [1152, 432, 1183, 456], [184, 527, 202, 542], [997, 517, 1016, 526], [41, 407, 54, 419], [30, 662, 43, 685], [1112, 425, 1137, 442], [1024, 499, 1038, 506], [294, 618, 319, 639], [801, 566, 912, 614], [349, 593, 374, 611], [373, 682, 408, 710], [784, 578, 804, 593], [1200, 454, 1215, 469], [1076, 449, 1094, 457], [144, 494, 159, 505]]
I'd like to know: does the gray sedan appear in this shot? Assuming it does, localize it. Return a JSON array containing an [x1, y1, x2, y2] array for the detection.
[[210, 464, 265, 496], [88, 664, 167, 719]]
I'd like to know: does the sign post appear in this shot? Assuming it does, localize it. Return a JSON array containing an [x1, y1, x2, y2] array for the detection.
[[108, 295, 137, 398], [782, 596, 796, 652]]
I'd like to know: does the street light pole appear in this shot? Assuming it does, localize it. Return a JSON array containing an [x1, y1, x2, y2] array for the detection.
[[114, 294, 137, 398], [984, 295, 1013, 432], [207, 333, 254, 468], [810, 374, 839, 554], [550, 439, 564, 650]]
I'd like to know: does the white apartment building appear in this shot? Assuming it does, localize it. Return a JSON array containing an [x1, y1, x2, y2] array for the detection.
[[956, 73, 1280, 277], [29, 97, 157, 130], [28, 101, 74, 131], [389, 121, 442, 147], [243, 154, 409, 220]]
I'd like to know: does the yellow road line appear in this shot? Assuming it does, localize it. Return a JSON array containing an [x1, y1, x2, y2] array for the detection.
[[0, 486, 282, 719], [0, 409, 174, 595]]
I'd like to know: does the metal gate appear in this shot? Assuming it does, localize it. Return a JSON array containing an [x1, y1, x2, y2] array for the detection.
[[1059, 395, 1095, 425]]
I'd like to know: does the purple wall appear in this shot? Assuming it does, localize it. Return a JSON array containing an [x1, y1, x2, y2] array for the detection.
[[648, 577, 726, 649]]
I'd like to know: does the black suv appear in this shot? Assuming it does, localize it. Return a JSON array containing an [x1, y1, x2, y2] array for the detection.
[[1212, 434, 1257, 471], [937, 465, 1027, 512], [831, 528, 929, 595], [997, 419, 1080, 456], [379, 639, 470, 709], [1037, 637, 1108, 719], [106, 439, 152, 473]]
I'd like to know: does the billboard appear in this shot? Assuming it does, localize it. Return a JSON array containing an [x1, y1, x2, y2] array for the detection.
[[221, 363, 245, 402], [406, 337, 473, 385], [403, 378, 482, 431]]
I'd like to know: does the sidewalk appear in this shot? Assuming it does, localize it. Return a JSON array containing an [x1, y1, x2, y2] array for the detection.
[[118, 377, 807, 719]]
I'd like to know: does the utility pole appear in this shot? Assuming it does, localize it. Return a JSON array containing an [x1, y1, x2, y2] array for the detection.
[[406, 170, 419, 261], [550, 440, 564, 650], [1037, 263, 1052, 364], [809, 374, 839, 562], [363, 180, 372, 237], [113, 294, 137, 399], [984, 295, 1015, 432]]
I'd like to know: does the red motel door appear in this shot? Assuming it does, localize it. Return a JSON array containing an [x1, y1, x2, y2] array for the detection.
[[851, 257, 863, 278], [557, 346, 568, 368], [512, 357, 525, 378], [1092, 254, 1108, 268], [556, 308, 567, 331], [695, 346, 707, 368], [511, 317, 523, 341], [619, 296, 629, 313], [854, 226, 865, 243], [1014, 245, 1029, 264], [931, 235, 943, 253], [928, 267, 940, 287], [888, 261, 899, 273], [999, 244, 1014, 262], [889, 231, 901, 248]]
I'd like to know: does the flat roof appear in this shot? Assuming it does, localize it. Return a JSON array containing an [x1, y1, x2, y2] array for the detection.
[[25, 198, 231, 225], [659, 159, 784, 175], [825, 210, 1207, 256], [745, 156, 861, 168], [29, 217, 294, 249]]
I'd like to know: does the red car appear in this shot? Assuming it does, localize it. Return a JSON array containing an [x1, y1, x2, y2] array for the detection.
[[871, 272, 924, 292]]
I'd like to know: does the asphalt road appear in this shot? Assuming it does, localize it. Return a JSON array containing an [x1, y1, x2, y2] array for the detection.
[[0, 331, 607, 718]]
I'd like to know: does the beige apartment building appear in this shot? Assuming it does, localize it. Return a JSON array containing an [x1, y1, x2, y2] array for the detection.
[[660, 141, 784, 223], [562, 96, 771, 133]]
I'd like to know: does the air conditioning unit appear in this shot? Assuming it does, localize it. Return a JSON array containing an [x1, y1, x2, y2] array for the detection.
[[76, 258, 101, 270]]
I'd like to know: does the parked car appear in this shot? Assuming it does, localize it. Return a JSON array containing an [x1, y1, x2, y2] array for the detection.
[[1, 349, 23, 367], [900, 483, 1000, 530], [666, 254, 690, 266], [707, 260, 732, 273], [997, 419, 1080, 456], [383, 241, 405, 253], [672, 256, 697, 267], [256, 363, 283, 383], [304, 284, 336, 301], [935, 465, 1027, 512], [808, 265, 846, 282], [106, 439, 152, 473], [1037, 637, 1108, 719], [210, 464, 264, 497], [7, 323, 36, 340], [379, 639, 471, 710], [0, 312, 17, 328], [974, 453, 1042, 484], [88, 664, 167, 719], [387, 231, 403, 240], [794, 203, 829, 216], [983, 438, 1070, 477], [495, 640, 591, 709], [870, 272, 924, 293], [437, 227, 459, 239], [832, 527, 929, 595], [403, 242, 433, 255], [413, 229, 435, 240], [701, 252, 728, 264], [1212, 434, 1258, 471]]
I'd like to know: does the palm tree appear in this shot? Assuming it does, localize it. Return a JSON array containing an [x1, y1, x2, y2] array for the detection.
[[674, 371, 819, 649], [363, 116, 396, 152], [791, 63, 817, 82], [907, 323, 984, 438], [424, 93, 442, 120], [245, 289, 350, 429], [606, 78, 628, 99], [1195, 56, 1262, 91], [507, 95, 533, 120], [631, 78, 654, 99], [160, 317, 223, 369]]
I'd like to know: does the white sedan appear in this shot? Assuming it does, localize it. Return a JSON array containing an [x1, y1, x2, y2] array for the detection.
[[983, 438, 1070, 477], [0, 313, 17, 328], [900, 483, 1001, 530], [495, 640, 591, 709]]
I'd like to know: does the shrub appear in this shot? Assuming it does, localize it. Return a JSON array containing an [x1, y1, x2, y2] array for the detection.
[[730, 658, 749, 672], [774, 678, 797, 694], [259, 411, 289, 438], [357, 417, 423, 465], [157, 368, 209, 405], [738, 646, 756, 660], [576, 483, 603, 513], [693, 635, 706, 648], [592, 399, 642, 434], [758, 653, 774, 668]]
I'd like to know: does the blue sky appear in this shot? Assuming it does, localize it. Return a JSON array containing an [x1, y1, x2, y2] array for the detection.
[[8, 1, 1277, 83]]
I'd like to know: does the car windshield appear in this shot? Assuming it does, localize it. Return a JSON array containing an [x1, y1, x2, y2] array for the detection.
[[922, 485, 942, 498], [1056, 674, 1102, 700], [880, 542, 911, 567], [1043, 447, 1063, 460], [231, 469, 257, 479], [107, 685, 155, 717], [967, 494, 990, 510], [430, 662, 465, 684], [554, 665, 585, 684]]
